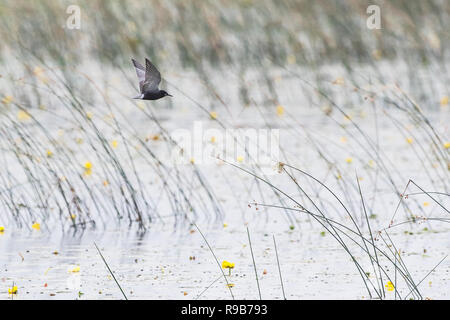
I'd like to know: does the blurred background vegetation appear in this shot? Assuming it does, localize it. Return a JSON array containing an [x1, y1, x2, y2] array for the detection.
[[0, 1, 448, 232], [1, 0, 449, 70]]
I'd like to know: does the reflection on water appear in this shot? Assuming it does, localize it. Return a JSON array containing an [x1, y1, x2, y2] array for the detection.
[[1, 221, 449, 300]]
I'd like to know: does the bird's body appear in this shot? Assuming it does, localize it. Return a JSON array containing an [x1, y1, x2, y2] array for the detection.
[[134, 91, 168, 100], [132, 58, 172, 100]]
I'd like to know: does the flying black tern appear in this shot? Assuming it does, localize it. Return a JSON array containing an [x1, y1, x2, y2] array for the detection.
[[132, 58, 172, 100]]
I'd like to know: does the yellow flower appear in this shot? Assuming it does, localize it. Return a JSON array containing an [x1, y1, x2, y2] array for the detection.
[[226, 283, 235, 288], [137, 101, 145, 110], [287, 54, 296, 65], [111, 140, 118, 148], [190, 158, 195, 164], [84, 161, 92, 171], [406, 137, 413, 144], [1, 95, 13, 105], [32, 222, 40, 230], [444, 142, 450, 149], [33, 67, 48, 84], [69, 266, 80, 273], [210, 111, 217, 120], [0, 226, 4, 233], [210, 136, 216, 143], [423, 202, 430, 207], [17, 110, 31, 121], [385, 281, 394, 292], [372, 49, 382, 60], [440, 96, 449, 106], [332, 77, 345, 85], [8, 286, 18, 295], [222, 261, 235, 269], [46, 150, 53, 158], [340, 137, 347, 143], [71, 214, 76, 220], [321, 105, 332, 115], [223, 223, 228, 228], [86, 111, 93, 120], [276, 105, 284, 116], [104, 113, 115, 123], [345, 157, 353, 164], [237, 156, 244, 163], [33, 66, 44, 76]]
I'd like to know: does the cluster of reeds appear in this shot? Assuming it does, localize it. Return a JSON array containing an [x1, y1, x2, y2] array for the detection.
[[0, 0, 448, 299]]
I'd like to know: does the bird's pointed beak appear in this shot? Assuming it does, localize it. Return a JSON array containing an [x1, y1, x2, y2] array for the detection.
[[168, 94, 173, 97]]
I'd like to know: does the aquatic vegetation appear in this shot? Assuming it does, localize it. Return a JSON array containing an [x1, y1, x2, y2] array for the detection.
[[222, 261, 235, 270], [17, 110, 31, 121], [84, 161, 93, 176], [209, 111, 218, 120], [1, 95, 13, 105], [0, 0, 448, 301], [69, 266, 80, 273], [8, 286, 18, 295], [276, 105, 284, 116], [385, 281, 395, 292]]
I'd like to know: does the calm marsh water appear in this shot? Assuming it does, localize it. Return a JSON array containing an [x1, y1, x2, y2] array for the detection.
[[1, 63, 449, 299]]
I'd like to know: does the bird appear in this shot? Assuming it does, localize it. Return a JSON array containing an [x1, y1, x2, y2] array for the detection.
[[131, 58, 172, 100]]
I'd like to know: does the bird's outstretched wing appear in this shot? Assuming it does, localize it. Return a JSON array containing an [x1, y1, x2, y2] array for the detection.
[[131, 58, 146, 94], [142, 58, 161, 94]]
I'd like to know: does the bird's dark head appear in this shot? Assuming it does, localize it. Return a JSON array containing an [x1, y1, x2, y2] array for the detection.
[[160, 90, 172, 97]]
